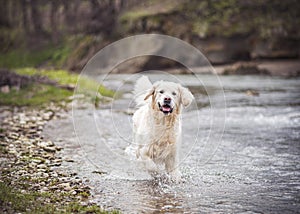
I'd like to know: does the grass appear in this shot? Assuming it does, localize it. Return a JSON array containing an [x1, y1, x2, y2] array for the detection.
[[16, 68, 79, 85], [0, 182, 119, 213], [0, 68, 115, 107], [16, 68, 115, 97], [0, 84, 72, 106], [0, 44, 71, 69], [120, 10, 153, 22], [0, 182, 54, 213]]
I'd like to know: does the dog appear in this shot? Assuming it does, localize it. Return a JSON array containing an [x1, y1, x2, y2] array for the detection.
[[131, 76, 194, 182]]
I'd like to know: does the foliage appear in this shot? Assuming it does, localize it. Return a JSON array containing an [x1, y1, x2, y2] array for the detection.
[[16, 68, 115, 97], [0, 68, 115, 107], [120, 0, 300, 39], [0, 83, 72, 106], [16, 68, 78, 85], [0, 0, 299, 70], [0, 182, 118, 213], [0, 44, 72, 69], [178, 0, 300, 38]]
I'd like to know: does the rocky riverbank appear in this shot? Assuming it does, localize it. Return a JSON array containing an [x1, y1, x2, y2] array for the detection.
[[0, 103, 115, 213]]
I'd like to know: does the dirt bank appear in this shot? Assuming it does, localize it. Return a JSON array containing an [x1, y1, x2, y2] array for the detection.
[[213, 60, 300, 77]]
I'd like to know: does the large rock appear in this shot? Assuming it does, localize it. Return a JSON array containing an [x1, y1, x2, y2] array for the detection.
[[251, 38, 300, 59], [223, 62, 270, 75], [0, 69, 32, 91], [194, 36, 251, 64]]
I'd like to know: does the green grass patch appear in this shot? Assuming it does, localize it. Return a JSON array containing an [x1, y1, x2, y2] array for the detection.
[[16, 68, 115, 97], [66, 202, 120, 214], [120, 10, 153, 22], [0, 145, 8, 154], [0, 84, 72, 107], [0, 44, 71, 69], [0, 182, 119, 213], [0, 68, 115, 107], [0, 181, 55, 213], [16, 68, 78, 86]]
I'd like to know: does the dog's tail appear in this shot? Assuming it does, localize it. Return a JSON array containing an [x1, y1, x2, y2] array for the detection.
[[134, 76, 153, 106]]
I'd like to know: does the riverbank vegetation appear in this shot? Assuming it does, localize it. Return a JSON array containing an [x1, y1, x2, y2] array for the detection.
[[0, 0, 299, 71], [0, 68, 115, 107]]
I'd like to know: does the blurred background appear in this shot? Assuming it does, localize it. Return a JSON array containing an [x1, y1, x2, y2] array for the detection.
[[1, 2, 300, 213], [0, 0, 299, 73]]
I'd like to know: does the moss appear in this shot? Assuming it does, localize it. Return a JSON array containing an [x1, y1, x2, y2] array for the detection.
[[0, 182, 54, 213], [0, 145, 8, 154], [16, 68, 78, 86], [78, 190, 90, 198], [187, 0, 300, 38], [66, 202, 119, 214], [0, 182, 118, 213], [0, 83, 72, 107], [16, 68, 115, 98], [0, 41, 72, 69], [0, 47, 62, 69], [120, 0, 300, 40], [0, 68, 115, 107], [120, 0, 181, 23], [120, 10, 153, 22]]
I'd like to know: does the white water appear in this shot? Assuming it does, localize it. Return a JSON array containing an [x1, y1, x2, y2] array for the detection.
[[44, 74, 300, 213]]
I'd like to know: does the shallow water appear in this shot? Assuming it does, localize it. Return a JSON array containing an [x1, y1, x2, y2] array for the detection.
[[44, 74, 300, 213]]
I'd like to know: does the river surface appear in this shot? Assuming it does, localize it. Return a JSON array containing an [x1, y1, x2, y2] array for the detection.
[[44, 74, 300, 213]]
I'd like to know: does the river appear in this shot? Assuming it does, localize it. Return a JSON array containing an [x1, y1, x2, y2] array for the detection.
[[44, 74, 300, 213]]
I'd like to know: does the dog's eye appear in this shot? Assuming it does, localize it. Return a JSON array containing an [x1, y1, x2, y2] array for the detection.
[[172, 92, 177, 96], [159, 90, 164, 94]]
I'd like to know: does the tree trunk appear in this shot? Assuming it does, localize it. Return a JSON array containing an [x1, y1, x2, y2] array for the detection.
[[21, 0, 30, 34], [50, 0, 59, 43], [30, 0, 45, 35]]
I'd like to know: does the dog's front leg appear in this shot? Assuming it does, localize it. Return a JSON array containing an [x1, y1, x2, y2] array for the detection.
[[138, 146, 158, 173], [165, 152, 181, 182]]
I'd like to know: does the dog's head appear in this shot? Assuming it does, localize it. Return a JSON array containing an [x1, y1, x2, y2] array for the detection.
[[144, 81, 194, 115]]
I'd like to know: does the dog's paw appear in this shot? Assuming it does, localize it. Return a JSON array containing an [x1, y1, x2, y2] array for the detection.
[[170, 170, 182, 183]]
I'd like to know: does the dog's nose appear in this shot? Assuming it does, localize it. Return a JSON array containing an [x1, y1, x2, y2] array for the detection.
[[164, 97, 171, 103]]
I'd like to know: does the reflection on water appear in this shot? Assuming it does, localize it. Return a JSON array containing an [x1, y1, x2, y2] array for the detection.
[[44, 74, 300, 213]]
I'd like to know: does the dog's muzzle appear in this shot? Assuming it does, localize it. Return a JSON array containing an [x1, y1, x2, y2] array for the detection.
[[158, 97, 173, 115]]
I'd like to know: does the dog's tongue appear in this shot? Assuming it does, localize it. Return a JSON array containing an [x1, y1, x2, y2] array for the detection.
[[162, 105, 171, 112]]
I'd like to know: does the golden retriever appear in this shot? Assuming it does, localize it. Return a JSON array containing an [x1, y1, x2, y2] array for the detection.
[[131, 76, 194, 182]]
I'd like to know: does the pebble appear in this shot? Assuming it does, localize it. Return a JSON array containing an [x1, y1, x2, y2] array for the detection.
[[43, 146, 56, 153], [0, 105, 92, 209], [38, 141, 54, 148], [32, 158, 43, 164], [37, 164, 47, 168], [59, 182, 72, 191], [40, 187, 49, 192]]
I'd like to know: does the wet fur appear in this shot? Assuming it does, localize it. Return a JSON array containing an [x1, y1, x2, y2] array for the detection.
[[132, 76, 194, 182]]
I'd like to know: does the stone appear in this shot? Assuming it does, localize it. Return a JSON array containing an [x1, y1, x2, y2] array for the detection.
[[37, 164, 47, 169], [39, 141, 54, 147], [40, 187, 49, 192], [1, 85, 10, 93], [223, 62, 270, 75], [246, 90, 259, 96], [59, 182, 72, 191], [31, 158, 43, 164]]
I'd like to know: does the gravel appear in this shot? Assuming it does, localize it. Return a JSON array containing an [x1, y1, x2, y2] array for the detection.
[[0, 103, 100, 211]]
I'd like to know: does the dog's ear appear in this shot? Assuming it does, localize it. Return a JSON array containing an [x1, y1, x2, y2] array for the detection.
[[144, 87, 155, 100], [179, 86, 194, 107]]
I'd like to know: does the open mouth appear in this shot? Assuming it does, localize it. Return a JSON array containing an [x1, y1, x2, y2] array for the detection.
[[158, 103, 173, 115]]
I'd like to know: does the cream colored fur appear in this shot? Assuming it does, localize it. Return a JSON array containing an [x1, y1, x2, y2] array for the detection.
[[131, 76, 194, 182]]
